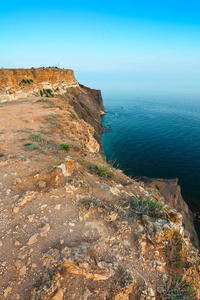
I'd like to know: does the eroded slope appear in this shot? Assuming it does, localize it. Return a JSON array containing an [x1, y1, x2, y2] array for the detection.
[[0, 95, 200, 300]]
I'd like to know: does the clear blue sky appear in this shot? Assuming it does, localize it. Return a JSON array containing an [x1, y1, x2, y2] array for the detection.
[[1, 0, 200, 93]]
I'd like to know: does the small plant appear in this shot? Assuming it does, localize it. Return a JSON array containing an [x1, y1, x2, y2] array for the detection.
[[21, 99, 31, 103], [44, 268, 55, 281], [156, 185, 160, 190], [37, 98, 55, 106], [60, 144, 70, 151], [30, 132, 47, 142], [160, 275, 195, 300], [22, 79, 27, 84], [30, 79, 33, 82], [27, 79, 30, 84], [53, 165, 57, 170], [55, 87, 59, 91], [107, 171, 114, 178], [40, 90, 43, 96], [23, 143, 39, 151], [88, 164, 97, 170], [42, 88, 54, 97], [58, 260, 64, 271], [71, 113, 77, 120], [170, 231, 185, 268], [97, 166, 107, 176], [129, 197, 164, 218], [51, 120, 62, 127], [88, 164, 114, 178]]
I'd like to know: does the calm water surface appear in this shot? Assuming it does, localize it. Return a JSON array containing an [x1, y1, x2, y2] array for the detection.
[[102, 91, 200, 231]]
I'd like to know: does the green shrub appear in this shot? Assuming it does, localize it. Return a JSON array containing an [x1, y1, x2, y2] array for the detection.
[[23, 143, 39, 151], [129, 197, 164, 218], [160, 275, 195, 300], [30, 132, 47, 142], [88, 164, 114, 178], [40, 90, 43, 96], [88, 164, 97, 170], [96, 166, 107, 176], [156, 185, 160, 190], [60, 144, 70, 151], [42, 89, 54, 97], [107, 171, 114, 178], [37, 98, 55, 106], [71, 112, 77, 120]]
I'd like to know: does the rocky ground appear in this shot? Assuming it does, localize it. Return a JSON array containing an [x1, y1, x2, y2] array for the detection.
[[0, 70, 200, 299]]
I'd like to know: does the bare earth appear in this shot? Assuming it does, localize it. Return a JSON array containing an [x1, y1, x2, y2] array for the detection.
[[0, 97, 200, 299]]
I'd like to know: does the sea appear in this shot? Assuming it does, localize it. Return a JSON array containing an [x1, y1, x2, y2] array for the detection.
[[101, 90, 200, 237]]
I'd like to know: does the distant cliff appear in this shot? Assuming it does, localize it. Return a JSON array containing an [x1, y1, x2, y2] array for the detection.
[[0, 68, 78, 101], [0, 68, 106, 145]]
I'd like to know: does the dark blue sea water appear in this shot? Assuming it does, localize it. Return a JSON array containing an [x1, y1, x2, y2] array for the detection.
[[102, 91, 200, 233]]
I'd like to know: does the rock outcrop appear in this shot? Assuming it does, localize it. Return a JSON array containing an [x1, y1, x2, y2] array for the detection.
[[0, 68, 78, 101], [135, 177, 199, 249], [0, 68, 199, 300]]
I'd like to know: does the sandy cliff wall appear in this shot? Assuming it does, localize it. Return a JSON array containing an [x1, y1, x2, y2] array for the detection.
[[0, 68, 79, 101], [0, 68, 106, 145]]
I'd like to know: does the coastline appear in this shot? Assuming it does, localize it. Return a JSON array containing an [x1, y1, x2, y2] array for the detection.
[[1, 68, 200, 299]]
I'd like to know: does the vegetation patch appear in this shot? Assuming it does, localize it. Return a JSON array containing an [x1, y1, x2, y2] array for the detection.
[[169, 231, 191, 269], [30, 132, 48, 143], [129, 197, 164, 218], [160, 275, 195, 300], [88, 164, 114, 178], [20, 79, 33, 84], [23, 143, 39, 151], [71, 112, 77, 120], [60, 144, 70, 151], [44, 268, 55, 281], [40, 88, 54, 97], [0, 100, 30, 107], [37, 98, 55, 106]]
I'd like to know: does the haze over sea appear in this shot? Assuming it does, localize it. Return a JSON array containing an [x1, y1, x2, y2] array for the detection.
[[101, 88, 200, 232]]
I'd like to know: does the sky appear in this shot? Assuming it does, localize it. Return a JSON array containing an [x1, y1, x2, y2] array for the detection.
[[1, 0, 200, 93]]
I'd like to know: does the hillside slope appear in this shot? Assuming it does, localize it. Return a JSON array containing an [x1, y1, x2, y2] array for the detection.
[[0, 68, 200, 300]]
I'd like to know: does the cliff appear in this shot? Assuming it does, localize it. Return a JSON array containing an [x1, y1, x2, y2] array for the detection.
[[0, 68, 200, 300], [0, 68, 106, 145], [135, 177, 199, 249], [0, 68, 78, 101]]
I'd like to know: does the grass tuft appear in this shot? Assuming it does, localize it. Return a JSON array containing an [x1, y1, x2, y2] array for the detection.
[[160, 275, 195, 300], [88, 164, 114, 178], [60, 144, 70, 151], [23, 143, 39, 151], [129, 197, 164, 218]]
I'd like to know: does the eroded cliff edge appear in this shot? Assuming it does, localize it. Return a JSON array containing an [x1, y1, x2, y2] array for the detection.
[[0, 68, 200, 300]]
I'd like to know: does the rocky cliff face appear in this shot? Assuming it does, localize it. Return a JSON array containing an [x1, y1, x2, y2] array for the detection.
[[0, 68, 106, 145], [0, 68, 200, 300], [135, 177, 199, 249], [0, 68, 78, 101]]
